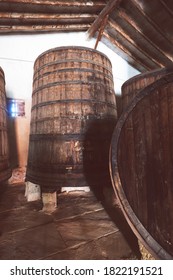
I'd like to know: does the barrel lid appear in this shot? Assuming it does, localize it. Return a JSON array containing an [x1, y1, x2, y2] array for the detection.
[[34, 46, 112, 67], [110, 72, 173, 260]]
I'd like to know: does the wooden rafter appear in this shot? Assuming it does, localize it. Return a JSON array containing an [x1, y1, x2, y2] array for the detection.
[[0, 0, 105, 13], [0, 24, 90, 33], [87, 0, 122, 39], [101, 32, 149, 72], [107, 19, 164, 68], [94, 14, 109, 49], [117, 9, 173, 64], [0, 12, 97, 25], [0, 0, 105, 7], [131, 0, 173, 45]]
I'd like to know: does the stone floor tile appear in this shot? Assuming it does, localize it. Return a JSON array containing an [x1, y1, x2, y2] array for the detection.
[[0, 223, 66, 260], [55, 210, 119, 247], [0, 208, 53, 235]]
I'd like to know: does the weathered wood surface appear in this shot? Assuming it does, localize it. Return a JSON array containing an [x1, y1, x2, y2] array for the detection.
[[0, 67, 11, 183], [121, 67, 173, 110], [102, 0, 173, 71], [0, 24, 90, 33], [26, 46, 117, 191], [87, 0, 122, 38], [110, 72, 173, 259], [0, 1, 105, 13], [0, 0, 104, 33]]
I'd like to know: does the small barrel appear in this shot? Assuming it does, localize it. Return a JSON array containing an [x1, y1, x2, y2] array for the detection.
[[26, 46, 117, 191], [110, 72, 173, 259], [0, 67, 11, 182], [121, 67, 173, 110]]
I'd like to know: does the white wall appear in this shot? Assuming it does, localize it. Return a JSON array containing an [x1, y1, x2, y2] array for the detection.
[[0, 32, 139, 100]]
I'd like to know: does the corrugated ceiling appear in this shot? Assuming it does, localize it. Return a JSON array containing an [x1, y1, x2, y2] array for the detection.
[[0, 0, 173, 72]]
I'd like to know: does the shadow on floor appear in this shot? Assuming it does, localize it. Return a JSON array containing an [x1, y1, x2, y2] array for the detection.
[[91, 186, 141, 259]]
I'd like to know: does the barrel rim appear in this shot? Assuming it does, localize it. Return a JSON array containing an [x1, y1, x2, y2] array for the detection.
[[121, 67, 173, 90], [0, 66, 5, 76], [34, 46, 112, 68], [110, 72, 173, 260]]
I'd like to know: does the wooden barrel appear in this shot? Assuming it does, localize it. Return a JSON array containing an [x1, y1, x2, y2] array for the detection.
[[110, 72, 173, 259], [26, 46, 117, 191], [121, 67, 173, 110], [0, 67, 11, 182]]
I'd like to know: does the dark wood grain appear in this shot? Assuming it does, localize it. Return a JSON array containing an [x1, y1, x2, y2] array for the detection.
[[110, 71, 173, 259]]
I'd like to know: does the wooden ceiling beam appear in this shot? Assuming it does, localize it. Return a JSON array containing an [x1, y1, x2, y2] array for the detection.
[[87, 0, 122, 39], [107, 19, 164, 68], [102, 31, 155, 72], [117, 9, 173, 64], [101, 33, 148, 72], [0, 1, 105, 13], [0, 12, 97, 20], [0, 12, 96, 25], [0, 0, 105, 15], [131, 0, 173, 45], [0, 24, 90, 33], [159, 0, 173, 16], [0, 0, 105, 6]]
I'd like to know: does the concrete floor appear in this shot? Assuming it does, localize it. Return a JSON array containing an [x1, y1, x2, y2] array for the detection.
[[0, 170, 141, 260]]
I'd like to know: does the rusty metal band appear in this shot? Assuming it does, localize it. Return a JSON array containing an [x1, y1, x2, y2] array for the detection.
[[31, 114, 117, 123], [27, 163, 84, 171], [32, 80, 114, 95], [33, 67, 113, 83], [34, 59, 113, 76], [31, 98, 117, 111], [29, 132, 115, 141], [29, 133, 84, 141], [26, 164, 105, 174]]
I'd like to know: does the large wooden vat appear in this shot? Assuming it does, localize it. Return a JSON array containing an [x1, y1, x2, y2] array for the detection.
[[121, 67, 173, 110], [0, 67, 11, 182], [26, 46, 117, 191], [110, 72, 173, 259]]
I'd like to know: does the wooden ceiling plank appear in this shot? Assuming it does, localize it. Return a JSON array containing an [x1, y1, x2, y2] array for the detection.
[[119, 0, 173, 63], [0, 12, 97, 20], [131, 0, 173, 45], [0, 12, 96, 25], [160, 0, 173, 10], [0, 0, 105, 7], [0, 1, 105, 14], [113, 10, 173, 65], [107, 19, 163, 68], [104, 25, 161, 71], [101, 32, 148, 72], [159, 0, 173, 17], [87, 0, 122, 38], [0, 24, 90, 33]]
